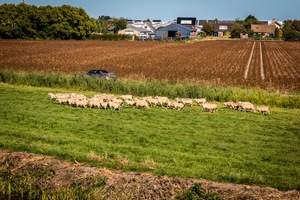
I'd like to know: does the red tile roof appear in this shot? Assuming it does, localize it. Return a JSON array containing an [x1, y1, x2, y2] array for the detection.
[[251, 25, 276, 33]]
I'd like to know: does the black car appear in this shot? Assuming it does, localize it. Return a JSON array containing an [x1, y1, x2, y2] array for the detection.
[[80, 69, 117, 80]]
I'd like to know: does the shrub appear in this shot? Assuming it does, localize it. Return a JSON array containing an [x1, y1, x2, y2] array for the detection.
[[0, 69, 299, 108]]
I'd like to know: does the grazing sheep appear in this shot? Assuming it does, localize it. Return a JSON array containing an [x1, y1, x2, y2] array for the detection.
[[120, 95, 133, 100], [75, 99, 88, 108], [223, 102, 233, 108], [181, 98, 193, 107], [55, 93, 69, 100], [100, 101, 108, 110], [230, 102, 239, 110], [175, 98, 193, 107], [201, 103, 218, 112], [134, 100, 150, 109], [89, 99, 103, 109], [141, 96, 153, 101], [76, 94, 87, 101], [67, 98, 77, 106], [172, 102, 184, 111], [238, 102, 256, 112], [124, 100, 136, 107], [193, 98, 206, 105], [105, 94, 116, 101], [146, 98, 159, 107], [166, 100, 174, 109], [256, 106, 270, 115], [108, 102, 121, 110], [155, 96, 169, 101], [48, 93, 56, 100], [112, 98, 123, 105], [57, 98, 68, 105]]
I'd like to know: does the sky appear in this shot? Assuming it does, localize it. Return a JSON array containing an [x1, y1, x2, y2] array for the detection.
[[1, 0, 299, 22]]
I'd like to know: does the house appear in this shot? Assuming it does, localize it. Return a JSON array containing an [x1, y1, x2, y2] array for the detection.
[[260, 18, 283, 29], [129, 22, 156, 32], [118, 27, 153, 39], [251, 25, 276, 37], [240, 30, 248, 39], [177, 17, 196, 28], [212, 22, 233, 37], [152, 20, 162, 26], [155, 24, 196, 39]]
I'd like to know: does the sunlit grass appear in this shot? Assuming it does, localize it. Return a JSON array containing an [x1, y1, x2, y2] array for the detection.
[[0, 83, 299, 191]]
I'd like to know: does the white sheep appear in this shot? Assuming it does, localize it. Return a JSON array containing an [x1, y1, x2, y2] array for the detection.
[[108, 102, 121, 110], [201, 103, 218, 112], [223, 102, 233, 108], [134, 100, 150, 109], [124, 100, 136, 107], [238, 102, 256, 112], [172, 102, 184, 111], [146, 98, 159, 107], [57, 97, 68, 105], [181, 98, 193, 107], [141, 96, 153, 101], [48, 93, 56, 100], [75, 99, 88, 108], [193, 98, 206, 105], [100, 101, 108, 110], [256, 106, 270, 115], [119, 95, 133, 100]]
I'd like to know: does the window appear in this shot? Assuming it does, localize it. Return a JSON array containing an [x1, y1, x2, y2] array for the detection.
[[219, 25, 227, 30]]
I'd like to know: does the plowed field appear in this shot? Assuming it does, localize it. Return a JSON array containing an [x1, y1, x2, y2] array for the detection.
[[0, 40, 299, 91]]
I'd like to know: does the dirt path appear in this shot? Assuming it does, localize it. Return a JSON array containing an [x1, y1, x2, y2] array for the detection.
[[0, 150, 299, 199], [244, 42, 256, 79]]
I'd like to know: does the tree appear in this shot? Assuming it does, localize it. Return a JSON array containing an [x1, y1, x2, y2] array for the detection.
[[230, 22, 244, 38], [0, 3, 96, 39], [202, 22, 215, 36], [244, 14, 261, 32], [146, 18, 151, 23], [112, 18, 127, 33]]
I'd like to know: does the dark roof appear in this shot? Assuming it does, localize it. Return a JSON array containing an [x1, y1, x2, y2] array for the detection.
[[198, 20, 216, 25], [153, 20, 162, 22], [212, 23, 233, 32], [177, 17, 196, 26]]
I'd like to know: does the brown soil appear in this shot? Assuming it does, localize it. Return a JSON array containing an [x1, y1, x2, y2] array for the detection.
[[0, 149, 299, 199], [1, 40, 299, 91]]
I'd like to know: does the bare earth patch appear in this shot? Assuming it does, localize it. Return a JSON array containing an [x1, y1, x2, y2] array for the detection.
[[0, 149, 299, 199]]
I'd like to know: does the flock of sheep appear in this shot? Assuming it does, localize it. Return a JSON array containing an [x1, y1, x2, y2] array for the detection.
[[48, 92, 270, 115]]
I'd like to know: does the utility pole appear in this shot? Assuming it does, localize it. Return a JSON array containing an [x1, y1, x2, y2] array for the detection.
[[23, 0, 25, 3]]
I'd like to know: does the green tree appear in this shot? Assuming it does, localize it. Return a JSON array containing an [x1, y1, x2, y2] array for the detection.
[[202, 22, 215, 36], [112, 17, 127, 33], [231, 22, 244, 38], [244, 14, 261, 31], [146, 18, 151, 23], [0, 3, 96, 39]]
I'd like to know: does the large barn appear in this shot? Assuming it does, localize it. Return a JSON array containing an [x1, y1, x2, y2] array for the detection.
[[154, 24, 196, 39]]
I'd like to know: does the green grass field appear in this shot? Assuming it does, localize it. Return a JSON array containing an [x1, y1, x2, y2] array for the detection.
[[0, 83, 299, 191]]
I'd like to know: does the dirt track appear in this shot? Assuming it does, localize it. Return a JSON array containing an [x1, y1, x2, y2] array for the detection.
[[0, 150, 299, 199]]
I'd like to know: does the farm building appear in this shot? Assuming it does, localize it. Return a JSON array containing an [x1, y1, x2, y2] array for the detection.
[[240, 30, 248, 38], [155, 24, 196, 39], [251, 25, 276, 38]]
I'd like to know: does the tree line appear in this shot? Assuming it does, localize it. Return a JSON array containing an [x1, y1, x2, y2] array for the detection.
[[0, 3, 128, 40]]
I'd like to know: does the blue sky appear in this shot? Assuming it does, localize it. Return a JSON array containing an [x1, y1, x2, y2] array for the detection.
[[1, 0, 299, 21]]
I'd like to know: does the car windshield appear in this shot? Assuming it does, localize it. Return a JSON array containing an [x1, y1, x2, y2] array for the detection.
[[97, 70, 108, 73]]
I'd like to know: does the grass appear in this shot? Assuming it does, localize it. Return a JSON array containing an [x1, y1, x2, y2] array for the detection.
[[0, 83, 299, 191], [0, 69, 299, 109]]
